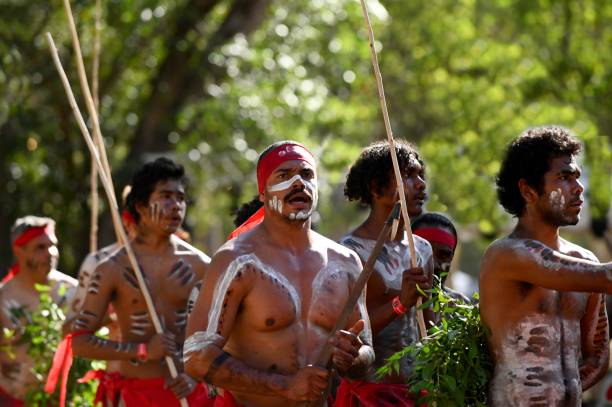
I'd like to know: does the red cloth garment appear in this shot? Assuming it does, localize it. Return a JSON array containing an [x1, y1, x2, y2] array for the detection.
[[1, 264, 19, 284], [213, 390, 242, 407], [44, 330, 95, 407], [227, 207, 264, 241], [121, 209, 136, 226], [0, 385, 24, 407], [333, 379, 415, 407], [413, 227, 456, 250], [79, 370, 214, 407]]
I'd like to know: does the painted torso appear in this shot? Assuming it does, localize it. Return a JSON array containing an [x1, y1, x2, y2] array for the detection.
[[0, 270, 76, 399], [481, 238, 595, 407], [73, 238, 205, 378], [340, 232, 433, 382], [187, 232, 371, 407]]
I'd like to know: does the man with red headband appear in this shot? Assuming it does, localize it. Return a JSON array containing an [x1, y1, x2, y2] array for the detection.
[[412, 212, 471, 303], [65, 158, 212, 407], [185, 141, 374, 406], [338, 140, 434, 406], [0, 216, 77, 405]]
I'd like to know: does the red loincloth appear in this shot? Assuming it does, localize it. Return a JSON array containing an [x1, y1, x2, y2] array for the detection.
[[333, 379, 416, 407], [79, 370, 214, 407], [212, 390, 242, 407], [0, 385, 24, 407]]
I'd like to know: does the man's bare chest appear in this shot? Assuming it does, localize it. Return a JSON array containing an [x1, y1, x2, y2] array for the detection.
[[519, 285, 588, 320], [234, 256, 352, 332]]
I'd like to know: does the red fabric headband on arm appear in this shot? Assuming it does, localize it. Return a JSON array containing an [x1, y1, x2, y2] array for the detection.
[[13, 225, 56, 247], [256, 142, 316, 194], [413, 227, 457, 250]]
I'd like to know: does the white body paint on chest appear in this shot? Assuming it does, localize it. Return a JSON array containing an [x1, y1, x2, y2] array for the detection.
[[184, 254, 302, 361], [491, 314, 579, 407]]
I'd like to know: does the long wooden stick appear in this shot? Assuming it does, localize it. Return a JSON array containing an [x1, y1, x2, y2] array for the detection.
[[89, 0, 102, 253], [358, 0, 427, 339], [46, 33, 188, 407], [61, 0, 118, 244], [299, 204, 401, 407]]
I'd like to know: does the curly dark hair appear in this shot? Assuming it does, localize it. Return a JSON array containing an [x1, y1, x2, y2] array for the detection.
[[344, 139, 425, 206], [126, 157, 186, 223], [412, 212, 457, 240], [496, 126, 581, 217], [232, 195, 263, 227]]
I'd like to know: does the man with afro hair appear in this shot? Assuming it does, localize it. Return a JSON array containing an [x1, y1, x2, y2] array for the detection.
[[480, 126, 612, 406], [338, 139, 434, 405]]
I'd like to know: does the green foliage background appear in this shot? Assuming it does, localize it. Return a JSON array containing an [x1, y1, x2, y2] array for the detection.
[[1, 0, 610, 275]]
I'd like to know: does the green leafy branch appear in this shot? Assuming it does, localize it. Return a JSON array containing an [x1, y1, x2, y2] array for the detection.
[[378, 283, 493, 406]]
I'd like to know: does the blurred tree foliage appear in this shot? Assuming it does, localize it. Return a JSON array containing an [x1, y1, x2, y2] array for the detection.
[[1, 0, 610, 275]]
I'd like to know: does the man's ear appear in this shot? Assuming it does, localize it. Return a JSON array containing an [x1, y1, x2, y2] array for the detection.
[[518, 179, 539, 206], [135, 201, 148, 221], [259, 192, 265, 204], [12, 245, 25, 261], [369, 180, 381, 200]]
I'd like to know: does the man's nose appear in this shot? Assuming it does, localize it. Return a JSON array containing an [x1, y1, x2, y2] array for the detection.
[[574, 179, 585, 196], [415, 176, 426, 191], [291, 176, 305, 189]]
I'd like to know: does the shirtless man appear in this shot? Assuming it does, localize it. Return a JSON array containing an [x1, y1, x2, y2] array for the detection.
[[480, 126, 612, 406], [0, 216, 77, 405], [69, 157, 211, 406], [184, 141, 374, 407], [338, 140, 433, 403]]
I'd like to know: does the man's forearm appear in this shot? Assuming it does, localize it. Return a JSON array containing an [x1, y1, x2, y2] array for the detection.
[[185, 344, 287, 396], [72, 333, 140, 361]]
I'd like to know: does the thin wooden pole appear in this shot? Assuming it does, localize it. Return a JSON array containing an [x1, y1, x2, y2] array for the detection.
[[46, 33, 188, 407], [89, 0, 102, 253], [358, 0, 427, 339]]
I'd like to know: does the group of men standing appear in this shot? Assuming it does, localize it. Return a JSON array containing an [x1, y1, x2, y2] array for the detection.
[[1, 125, 611, 406]]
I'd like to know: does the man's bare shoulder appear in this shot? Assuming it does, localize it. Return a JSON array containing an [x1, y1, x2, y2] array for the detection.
[[48, 269, 77, 287], [172, 235, 212, 264], [559, 237, 598, 262], [312, 230, 362, 269]]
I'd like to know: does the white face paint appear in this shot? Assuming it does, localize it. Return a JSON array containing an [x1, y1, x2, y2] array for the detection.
[[267, 174, 316, 193], [267, 174, 318, 221], [548, 188, 565, 211]]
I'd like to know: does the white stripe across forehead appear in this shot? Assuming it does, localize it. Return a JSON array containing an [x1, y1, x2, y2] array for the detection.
[[267, 174, 317, 193]]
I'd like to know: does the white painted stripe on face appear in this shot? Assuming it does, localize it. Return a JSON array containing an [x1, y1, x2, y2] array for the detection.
[[267, 174, 317, 193]]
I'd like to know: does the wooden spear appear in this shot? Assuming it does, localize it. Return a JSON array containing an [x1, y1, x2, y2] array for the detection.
[[89, 0, 102, 252], [46, 33, 189, 407], [61, 0, 118, 244], [358, 0, 427, 339]]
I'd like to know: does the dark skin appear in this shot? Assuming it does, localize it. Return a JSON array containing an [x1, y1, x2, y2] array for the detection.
[[185, 160, 374, 407], [0, 231, 77, 399], [480, 155, 612, 406], [70, 179, 210, 399], [351, 163, 434, 336]]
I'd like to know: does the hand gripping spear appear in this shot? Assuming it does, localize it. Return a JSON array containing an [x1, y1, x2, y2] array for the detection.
[[358, 0, 428, 339], [46, 31, 190, 407], [300, 204, 401, 407]]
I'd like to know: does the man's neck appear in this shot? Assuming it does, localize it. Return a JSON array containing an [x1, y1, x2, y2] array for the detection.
[[360, 203, 410, 241], [134, 227, 173, 253], [513, 211, 560, 249], [262, 214, 311, 252], [14, 263, 48, 290]]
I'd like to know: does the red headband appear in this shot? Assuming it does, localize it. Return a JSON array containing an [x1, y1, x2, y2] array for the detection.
[[256, 142, 316, 194], [12, 225, 56, 248], [121, 209, 136, 226], [413, 227, 457, 250]]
